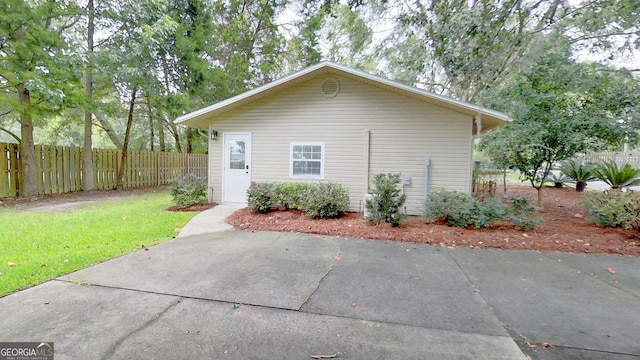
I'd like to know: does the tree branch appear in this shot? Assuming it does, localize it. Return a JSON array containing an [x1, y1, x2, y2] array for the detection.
[[0, 125, 21, 143]]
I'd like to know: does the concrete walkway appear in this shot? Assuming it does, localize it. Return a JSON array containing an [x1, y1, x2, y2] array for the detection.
[[1, 206, 639, 359]]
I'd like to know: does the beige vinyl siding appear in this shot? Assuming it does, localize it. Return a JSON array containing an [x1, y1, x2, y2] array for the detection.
[[206, 75, 473, 215]]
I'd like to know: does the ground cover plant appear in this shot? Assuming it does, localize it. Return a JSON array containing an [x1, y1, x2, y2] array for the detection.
[[0, 188, 198, 297]]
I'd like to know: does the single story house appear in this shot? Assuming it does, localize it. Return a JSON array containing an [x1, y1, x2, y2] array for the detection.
[[175, 62, 510, 215]]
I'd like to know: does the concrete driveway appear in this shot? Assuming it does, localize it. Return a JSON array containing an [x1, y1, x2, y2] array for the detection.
[[1, 230, 639, 359]]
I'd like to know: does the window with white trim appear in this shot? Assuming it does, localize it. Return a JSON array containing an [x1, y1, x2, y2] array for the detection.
[[290, 142, 324, 179]]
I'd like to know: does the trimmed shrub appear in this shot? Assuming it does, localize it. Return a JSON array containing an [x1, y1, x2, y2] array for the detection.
[[273, 182, 311, 210], [301, 182, 350, 218], [366, 173, 407, 227], [170, 174, 208, 209], [247, 181, 350, 218], [247, 182, 276, 213], [423, 190, 541, 230], [584, 190, 640, 231]]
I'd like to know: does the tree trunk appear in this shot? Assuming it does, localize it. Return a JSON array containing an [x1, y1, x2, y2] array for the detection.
[[95, 112, 123, 149], [502, 169, 507, 193], [536, 186, 543, 208], [158, 116, 166, 151], [168, 119, 182, 153], [146, 94, 154, 151], [17, 84, 38, 197], [115, 87, 137, 190], [82, 0, 95, 191]]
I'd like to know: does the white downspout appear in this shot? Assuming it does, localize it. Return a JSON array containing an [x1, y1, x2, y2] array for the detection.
[[424, 156, 431, 198]]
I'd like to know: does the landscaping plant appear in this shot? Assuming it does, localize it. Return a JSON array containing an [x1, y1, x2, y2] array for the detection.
[[366, 173, 407, 226], [423, 190, 541, 230], [247, 182, 277, 213], [591, 160, 640, 190], [545, 172, 570, 188], [558, 160, 595, 192], [170, 174, 208, 209], [584, 190, 640, 231], [247, 181, 349, 218], [301, 182, 350, 218]]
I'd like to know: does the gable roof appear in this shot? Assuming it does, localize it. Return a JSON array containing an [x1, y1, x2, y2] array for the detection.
[[175, 62, 511, 131]]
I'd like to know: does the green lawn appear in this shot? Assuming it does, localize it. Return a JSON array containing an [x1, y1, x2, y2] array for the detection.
[[0, 189, 198, 297]]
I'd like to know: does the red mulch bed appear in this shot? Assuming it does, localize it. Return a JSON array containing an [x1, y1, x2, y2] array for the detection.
[[227, 186, 640, 256]]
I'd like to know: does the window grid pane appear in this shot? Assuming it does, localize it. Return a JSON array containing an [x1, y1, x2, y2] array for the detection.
[[291, 143, 323, 178]]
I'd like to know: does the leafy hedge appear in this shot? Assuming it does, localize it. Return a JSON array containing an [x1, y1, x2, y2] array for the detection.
[[423, 190, 541, 230], [247, 181, 349, 218]]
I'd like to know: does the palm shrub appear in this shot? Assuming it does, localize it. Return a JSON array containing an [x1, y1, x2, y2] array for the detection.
[[170, 174, 208, 209], [559, 160, 595, 192], [366, 173, 407, 226], [592, 160, 640, 190], [545, 172, 570, 188]]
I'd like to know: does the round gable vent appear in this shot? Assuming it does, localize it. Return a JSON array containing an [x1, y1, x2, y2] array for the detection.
[[321, 78, 339, 98]]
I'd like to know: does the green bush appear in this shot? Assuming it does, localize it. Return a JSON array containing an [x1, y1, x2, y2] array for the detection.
[[423, 190, 541, 230], [247, 182, 276, 213], [506, 196, 542, 230], [366, 173, 407, 227], [273, 182, 311, 210], [423, 190, 477, 227], [584, 190, 640, 231], [301, 182, 350, 218], [170, 174, 208, 209], [247, 181, 350, 218]]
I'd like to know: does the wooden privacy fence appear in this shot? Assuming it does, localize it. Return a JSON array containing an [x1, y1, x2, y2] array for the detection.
[[0, 142, 208, 198], [580, 152, 640, 167]]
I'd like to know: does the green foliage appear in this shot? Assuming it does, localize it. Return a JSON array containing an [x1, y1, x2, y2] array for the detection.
[[423, 190, 476, 227], [247, 181, 349, 218], [506, 196, 543, 231], [545, 172, 570, 188], [170, 174, 207, 209], [592, 161, 640, 190], [478, 39, 631, 204], [366, 173, 407, 227], [247, 182, 277, 213], [558, 159, 596, 191], [559, 160, 596, 182], [301, 182, 350, 218], [584, 190, 640, 231], [273, 182, 311, 210], [0, 189, 197, 297], [423, 190, 541, 230]]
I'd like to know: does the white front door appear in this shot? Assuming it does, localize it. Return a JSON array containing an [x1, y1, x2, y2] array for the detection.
[[223, 133, 251, 203]]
